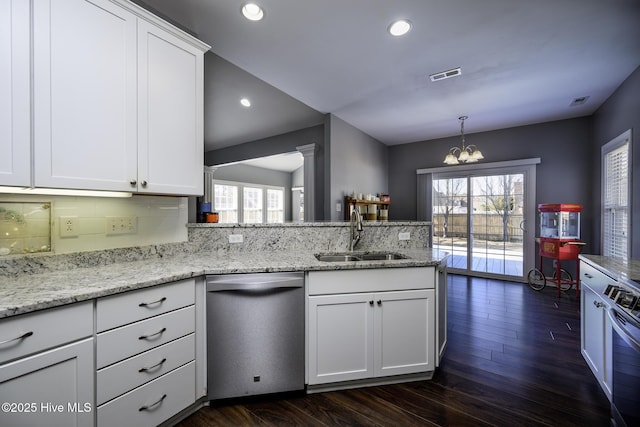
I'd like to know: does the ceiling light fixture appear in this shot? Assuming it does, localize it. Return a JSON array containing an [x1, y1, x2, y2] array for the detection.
[[240, 98, 251, 107], [443, 116, 484, 165], [241, 2, 264, 21], [388, 19, 412, 36]]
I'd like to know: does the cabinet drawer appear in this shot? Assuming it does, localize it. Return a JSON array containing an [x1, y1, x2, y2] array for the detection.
[[580, 261, 616, 294], [97, 333, 195, 405], [97, 306, 194, 368], [97, 279, 195, 332], [308, 267, 434, 295], [97, 361, 195, 427], [0, 302, 92, 364]]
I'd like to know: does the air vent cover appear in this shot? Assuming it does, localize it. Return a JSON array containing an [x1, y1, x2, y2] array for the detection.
[[570, 96, 590, 106], [429, 67, 462, 82]]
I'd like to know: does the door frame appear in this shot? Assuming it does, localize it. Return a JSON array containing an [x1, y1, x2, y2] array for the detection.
[[418, 158, 539, 282]]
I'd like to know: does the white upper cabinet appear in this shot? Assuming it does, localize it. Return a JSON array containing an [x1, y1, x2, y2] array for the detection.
[[0, 0, 31, 186], [33, 0, 138, 192], [30, 0, 208, 195], [137, 20, 205, 195]]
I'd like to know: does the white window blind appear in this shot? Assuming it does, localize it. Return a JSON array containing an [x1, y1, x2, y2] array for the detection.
[[602, 130, 631, 258]]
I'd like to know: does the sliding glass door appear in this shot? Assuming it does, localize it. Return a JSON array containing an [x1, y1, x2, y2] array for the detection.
[[432, 164, 535, 281]]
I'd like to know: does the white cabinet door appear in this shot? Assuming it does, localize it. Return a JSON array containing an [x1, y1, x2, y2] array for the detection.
[[374, 289, 435, 377], [33, 0, 138, 192], [137, 20, 204, 196], [0, 338, 94, 427], [308, 293, 374, 385], [0, 0, 30, 186], [581, 283, 612, 400]]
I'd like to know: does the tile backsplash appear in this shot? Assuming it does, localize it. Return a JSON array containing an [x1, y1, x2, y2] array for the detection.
[[0, 194, 188, 256]]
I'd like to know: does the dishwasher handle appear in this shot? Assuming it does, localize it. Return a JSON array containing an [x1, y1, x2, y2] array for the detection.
[[206, 274, 303, 292]]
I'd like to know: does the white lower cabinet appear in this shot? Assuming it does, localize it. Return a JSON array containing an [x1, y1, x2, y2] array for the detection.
[[307, 268, 437, 387], [97, 361, 195, 426], [96, 280, 197, 426], [0, 302, 94, 427], [580, 261, 614, 400]]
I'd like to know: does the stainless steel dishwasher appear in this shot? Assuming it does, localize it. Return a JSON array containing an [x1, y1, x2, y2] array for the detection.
[[206, 272, 305, 400]]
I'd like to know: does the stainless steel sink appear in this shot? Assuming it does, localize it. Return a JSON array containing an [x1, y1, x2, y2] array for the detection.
[[315, 254, 361, 262], [359, 252, 407, 261], [314, 252, 408, 262]]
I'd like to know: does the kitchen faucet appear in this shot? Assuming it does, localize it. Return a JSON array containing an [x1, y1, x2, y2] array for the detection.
[[349, 207, 363, 251]]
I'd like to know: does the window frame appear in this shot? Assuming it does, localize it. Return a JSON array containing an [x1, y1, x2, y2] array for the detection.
[[212, 179, 285, 224], [601, 129, 632, 258]]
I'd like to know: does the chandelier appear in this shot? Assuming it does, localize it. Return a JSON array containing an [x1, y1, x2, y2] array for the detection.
[[443, 116, 484, 165]]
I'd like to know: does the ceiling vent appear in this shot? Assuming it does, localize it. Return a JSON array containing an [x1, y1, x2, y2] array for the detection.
[[570, 96, 590, 106], [429, 67, 462, 82]]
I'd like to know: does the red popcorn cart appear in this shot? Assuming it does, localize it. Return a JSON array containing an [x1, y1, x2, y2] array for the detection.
[[528, 204, 586, 296]]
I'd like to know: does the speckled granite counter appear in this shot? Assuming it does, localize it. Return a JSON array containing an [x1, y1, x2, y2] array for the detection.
[[579, 254, 640, 285], [0, 222, 446, 319]]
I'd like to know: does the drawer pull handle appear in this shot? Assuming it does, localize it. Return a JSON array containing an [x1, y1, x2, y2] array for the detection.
[[138, 358, 167, 373], [377, 300, 382, 306], [584, 273, 593, 279], [593, 301, 604, 308], [0, 331, 33, 346], [138, 327, 167, 340], [139, 297, 167, 307], [138, 394, 167, 412]]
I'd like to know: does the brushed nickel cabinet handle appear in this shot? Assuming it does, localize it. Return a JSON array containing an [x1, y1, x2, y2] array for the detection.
[[139, 394, 167, 411], [138, 327, 167, 340], [369, 300, 374, 306], [139, 297, 167, 307], [130, 179, 137, 186], [0, 331, 33, 346], [593, 301, 604, 308], [377, 300, 382, 306], [138, 358, 167, 373], [141, 180, 148, 187]]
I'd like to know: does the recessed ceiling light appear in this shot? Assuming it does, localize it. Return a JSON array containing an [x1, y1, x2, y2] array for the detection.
[[388, 19, 411, 36], [240, 98, 251, 107], [241, 3, 264, 21]]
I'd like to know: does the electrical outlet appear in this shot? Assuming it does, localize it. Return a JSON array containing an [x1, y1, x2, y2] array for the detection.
[[398, 232, 411, 241], [336, 203, 341, 212], [228, 234, 243, 243], [106, 216, 137, 235], [60, 216, 78, 237]]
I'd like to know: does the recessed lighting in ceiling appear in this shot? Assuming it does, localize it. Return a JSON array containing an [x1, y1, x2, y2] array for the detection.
[[570, 96, 590, 106], [429, 67, 462, 82], [240, 98, 251, 107], [241, 3, 264, 21], [388, 19, 412, 36]]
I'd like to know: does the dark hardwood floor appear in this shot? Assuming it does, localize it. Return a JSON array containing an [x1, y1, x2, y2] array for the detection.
[[176, 275, 611, 426]]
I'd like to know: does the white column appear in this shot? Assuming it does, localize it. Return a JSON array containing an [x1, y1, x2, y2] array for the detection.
[[296, 143, 316, 222]]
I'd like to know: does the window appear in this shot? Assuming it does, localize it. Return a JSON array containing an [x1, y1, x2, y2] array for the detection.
[[267, 188, 284, 223], [243, 186, 263, 223], [213, 180, 285, 224], [602, 130, 632, 258], [214, 183, 238, 223]]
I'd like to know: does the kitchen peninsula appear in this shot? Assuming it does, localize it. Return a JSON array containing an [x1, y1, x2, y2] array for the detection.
[[0, 222, 447, 427]]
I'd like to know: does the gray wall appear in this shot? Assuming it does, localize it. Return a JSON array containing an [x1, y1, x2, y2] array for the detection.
[[591, 65, 640, 258], [326, 115, 389, 221], [388, 118, 595, 253], [205, 124, 325, 221]]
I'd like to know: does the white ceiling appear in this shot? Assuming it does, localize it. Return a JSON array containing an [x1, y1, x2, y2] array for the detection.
[[138, 0, 640, 151]]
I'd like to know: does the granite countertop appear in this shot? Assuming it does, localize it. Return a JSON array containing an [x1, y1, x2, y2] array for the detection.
[[579, 254, 640, 284], [0, 248, 447, 319]]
